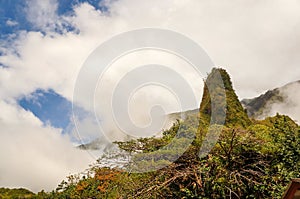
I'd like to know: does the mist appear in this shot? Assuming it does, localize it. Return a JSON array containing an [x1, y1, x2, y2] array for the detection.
[[260, 81, 300, 124]]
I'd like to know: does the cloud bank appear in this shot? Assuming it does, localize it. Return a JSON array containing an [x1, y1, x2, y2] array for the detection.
[[0, 100, 94, 192]]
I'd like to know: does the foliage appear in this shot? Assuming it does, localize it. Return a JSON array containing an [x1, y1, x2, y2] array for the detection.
[[0, 187, 35, 199], [200, 68, 251, 128]]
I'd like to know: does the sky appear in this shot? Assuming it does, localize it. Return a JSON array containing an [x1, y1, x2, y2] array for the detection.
[[0, 0, 300, 193]]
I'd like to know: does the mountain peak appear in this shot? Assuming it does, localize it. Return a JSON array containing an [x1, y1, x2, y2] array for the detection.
[[200, 68, 251, 127]]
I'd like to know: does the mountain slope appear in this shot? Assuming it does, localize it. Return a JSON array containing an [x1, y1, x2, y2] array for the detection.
[[242, 80, 300, 122]]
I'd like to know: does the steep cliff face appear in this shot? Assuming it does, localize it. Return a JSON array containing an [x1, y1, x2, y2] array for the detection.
[[200, 68, 251, 128]]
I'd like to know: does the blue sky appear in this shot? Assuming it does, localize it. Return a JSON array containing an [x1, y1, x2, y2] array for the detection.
[[18, 89, 72, 130], [0, 0, 28, 36], [0, 0, 104, 35], [0, 0, 104, 132], [0, 0, 69, 130]]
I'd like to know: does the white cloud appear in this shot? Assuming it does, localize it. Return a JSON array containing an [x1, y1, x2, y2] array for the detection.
[[6, 19, 18, 27], [24, 0, 65, 32], [3, 0, 299, 101], [72, 0, 300, 99], [261, 81, 300, 123], [0, 100, 94, 192]]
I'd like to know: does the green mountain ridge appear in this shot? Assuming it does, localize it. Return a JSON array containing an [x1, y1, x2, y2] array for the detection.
[[169, 79, 300, 127], [0, 187, 36, 199], [242, 80, 300, 119]]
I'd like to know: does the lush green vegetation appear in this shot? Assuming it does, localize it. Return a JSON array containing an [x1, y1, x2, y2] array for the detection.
[[0, 188, 35, 199], [2, 68, 300, 198]]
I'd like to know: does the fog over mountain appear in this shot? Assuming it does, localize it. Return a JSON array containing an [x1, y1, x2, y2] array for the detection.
[[242, 80, 300, 124]]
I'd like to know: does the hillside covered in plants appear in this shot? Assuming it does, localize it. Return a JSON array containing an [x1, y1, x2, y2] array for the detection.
[[3, 68, 300, 198]]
